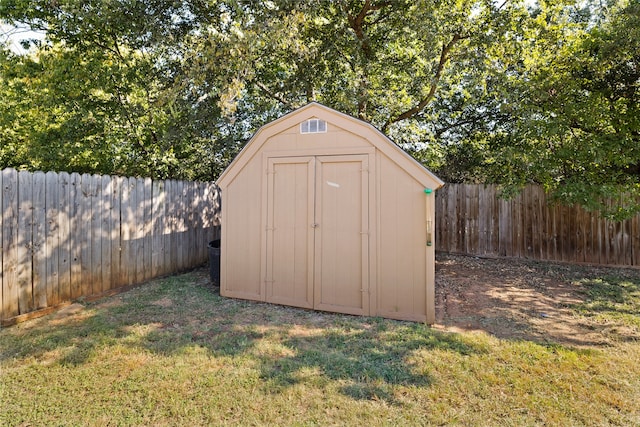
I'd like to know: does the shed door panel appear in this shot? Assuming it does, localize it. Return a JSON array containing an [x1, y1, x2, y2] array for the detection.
[[313, 155, 369, 316], [265, 157, 314, 308]]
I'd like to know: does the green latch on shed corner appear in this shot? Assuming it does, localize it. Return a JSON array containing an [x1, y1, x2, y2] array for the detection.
[[424, 188, 433, 246]]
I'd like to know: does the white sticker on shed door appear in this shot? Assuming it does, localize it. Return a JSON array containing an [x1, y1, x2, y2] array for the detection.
[[314, 155, 369, 316]]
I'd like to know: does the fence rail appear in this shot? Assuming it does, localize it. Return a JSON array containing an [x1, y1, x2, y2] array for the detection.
[[435, 183, 640, 267], [1, 168, 220, 324]]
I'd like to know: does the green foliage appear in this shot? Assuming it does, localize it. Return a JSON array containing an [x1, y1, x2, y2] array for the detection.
[[1, 0, 639, 218], [464, 0, 640, 219]]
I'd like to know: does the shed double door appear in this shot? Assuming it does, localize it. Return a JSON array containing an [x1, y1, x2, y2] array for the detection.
[[265, 155, 370, 316]]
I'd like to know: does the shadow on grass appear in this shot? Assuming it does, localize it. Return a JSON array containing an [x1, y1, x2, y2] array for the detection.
[[572, 277, 640, 332], [256, 321, 479, 404], [0, 269, 485, 404]]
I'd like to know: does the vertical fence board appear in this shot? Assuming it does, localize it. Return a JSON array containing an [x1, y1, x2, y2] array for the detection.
[[202, 182, 211, 262], [632, 214, 640, 266], [622, 214, 631, 266], [557, 203, 565, 262], [176, 181, 185, 271], [435, 184, 446, 252], [490, 185, 499, 255], [17, 171, 33, 314], [479, 185, 488, 255], [187, 181, 193, 266], [193, 182, 202, 264], [604, 212, 613, 265], [45, 172, 60, 306], [540, 189, 550, 260], [582, 211, 595, 262], [91, 175, 103, 295], [534, 186, 544, 259], [152, 180, 165, 278], [498, 195, 511, 257], [592, 210, 602, 265], [522, 187, 532, 258], [452, 185, 459, 252], [142, 178, 152, 281], [111, 177, 123, 289], [187, 182, 195, 266], [574, 205, 584, 263], [121, 178, 133, 285], [134, 178, 145, 284], [2, 169, 18, 318], [165, 180, 175, 274], [569, 204, 578, 263], [435, 184, 444, 251], [58, 172, 72, 302], [515, 192, 524, 258], [69, 173, 81, 298], [558, 203, 567, 261], [32, 172, 47, 309], [466, 184, 477, 255], [448, 185, 458, 252], [196, 182, 206, 263], [211, 183, 221, 240], [80, 174, 93, 297], [101, 176, 112, 292], [546, 202, 555, 260], [132, 178, 141, 283]]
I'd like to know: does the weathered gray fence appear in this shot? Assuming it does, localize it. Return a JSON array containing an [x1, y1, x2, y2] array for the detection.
[[1, 168, 220, 325], [436, 183, 640, 266]]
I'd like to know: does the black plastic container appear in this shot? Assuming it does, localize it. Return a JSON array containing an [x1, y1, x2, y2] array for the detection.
[[208, 239, 221, 285]]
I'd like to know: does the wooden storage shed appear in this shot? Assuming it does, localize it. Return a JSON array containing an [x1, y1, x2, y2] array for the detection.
[[216, 103, 444, 322]]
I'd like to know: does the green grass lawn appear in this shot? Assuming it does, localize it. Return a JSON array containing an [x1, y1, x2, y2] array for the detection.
[[1, 261, 639, 426]]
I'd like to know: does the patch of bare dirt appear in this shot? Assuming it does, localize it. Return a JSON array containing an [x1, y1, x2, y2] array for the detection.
[[152, 297, 174, 308], [435, 253, 638, 347]]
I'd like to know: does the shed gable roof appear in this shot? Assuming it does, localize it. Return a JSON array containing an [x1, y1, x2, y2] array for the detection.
[[216, 102, 444, 189]]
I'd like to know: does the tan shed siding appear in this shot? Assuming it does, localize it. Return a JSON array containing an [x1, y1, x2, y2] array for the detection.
[[377, 154, 427, 322], [261, 124, 371, 153], [222, 159, 263, 299]]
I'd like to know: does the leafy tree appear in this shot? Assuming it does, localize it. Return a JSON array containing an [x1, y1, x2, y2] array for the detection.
[[477, 0, 640, 219], [2, 0, 639, 220], [1, 0, 528, 180], [0, 0, 231, 179]]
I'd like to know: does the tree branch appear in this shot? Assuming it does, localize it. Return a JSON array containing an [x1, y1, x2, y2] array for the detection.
[[254, 81, 294, 109], [382, 33, 467, 133], [346, 0, 391, 58]]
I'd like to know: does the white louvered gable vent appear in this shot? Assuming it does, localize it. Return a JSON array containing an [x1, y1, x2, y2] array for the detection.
[[300, 118, 327, 134]]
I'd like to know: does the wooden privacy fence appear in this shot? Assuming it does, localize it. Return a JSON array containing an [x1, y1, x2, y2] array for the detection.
[[436, 183, 640, 267], [1, 168, 220, 324]]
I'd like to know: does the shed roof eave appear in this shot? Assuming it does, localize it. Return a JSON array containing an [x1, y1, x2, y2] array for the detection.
[[216, 102, 444, 190]]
